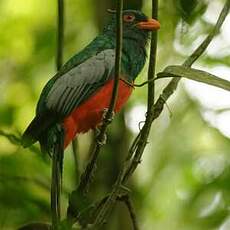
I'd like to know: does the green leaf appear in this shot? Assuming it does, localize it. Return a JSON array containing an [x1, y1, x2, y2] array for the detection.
[[158, 65, 230, 91]]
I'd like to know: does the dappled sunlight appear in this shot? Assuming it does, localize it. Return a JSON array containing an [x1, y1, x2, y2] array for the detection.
[[125, 104, 147, 133], [184, 65, 230, 138]]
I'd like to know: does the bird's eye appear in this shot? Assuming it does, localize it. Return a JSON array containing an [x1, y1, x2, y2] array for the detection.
[[123, 14, 135, 22]]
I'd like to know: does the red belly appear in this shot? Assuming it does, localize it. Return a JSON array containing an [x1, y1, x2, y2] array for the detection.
[[63, 79, 133, 148]]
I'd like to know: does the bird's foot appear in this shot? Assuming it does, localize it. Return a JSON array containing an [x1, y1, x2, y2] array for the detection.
[[102, 108, 115, 124], [94, 128, 107, 146], [94, 127, 101, 137]]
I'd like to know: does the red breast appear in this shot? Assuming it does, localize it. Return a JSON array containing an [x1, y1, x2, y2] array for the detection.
[[63, 79, 133, 148]]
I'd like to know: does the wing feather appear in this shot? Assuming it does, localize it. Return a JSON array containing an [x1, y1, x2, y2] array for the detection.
[[46, 49, 115, 117]]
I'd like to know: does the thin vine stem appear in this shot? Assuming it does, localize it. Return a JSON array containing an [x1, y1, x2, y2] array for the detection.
[[147, 0, 158, 109], [89, 1, 159, 227], [122, 0, 230, 183], [67, 0, 124, 221], [51, 0, 64, 228], [75, 0, 123, 196], [120, 195, 139, 230], [86, 1, 230, 227], [66, 0, 229, 228], [56, 0, 64, 71]]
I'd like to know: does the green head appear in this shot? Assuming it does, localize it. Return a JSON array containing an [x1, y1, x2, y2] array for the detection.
[[104, 9, 160, 44], [103, 10, 160, 80]]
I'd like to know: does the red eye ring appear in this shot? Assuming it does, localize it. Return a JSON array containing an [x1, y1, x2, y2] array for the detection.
[[123, 14, 135, 22]]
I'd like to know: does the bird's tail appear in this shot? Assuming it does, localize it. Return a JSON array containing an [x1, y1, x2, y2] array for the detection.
[[21, 112, 56, 148], [51, 124, 64, 228]]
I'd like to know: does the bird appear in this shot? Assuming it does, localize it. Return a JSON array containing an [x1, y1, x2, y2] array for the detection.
[[22, 10, 160, 152], [21, 9, 160, 222]]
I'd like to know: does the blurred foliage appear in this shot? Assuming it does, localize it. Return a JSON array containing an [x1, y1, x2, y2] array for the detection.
[[0, 0, 230, 229], [174, 0, 207, 24]]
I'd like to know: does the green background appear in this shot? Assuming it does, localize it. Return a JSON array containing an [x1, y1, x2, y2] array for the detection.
[[0, 0, 230, 229]]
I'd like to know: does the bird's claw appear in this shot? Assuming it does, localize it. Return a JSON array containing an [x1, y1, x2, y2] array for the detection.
[[102, 108, 115, 124], [94, 108, 114, 146], [94, 127, 101, 137], [95, 128, 107, 146], [97, 133, 107, 146]]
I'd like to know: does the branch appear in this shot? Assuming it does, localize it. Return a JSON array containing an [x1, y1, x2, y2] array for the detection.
[[0, 130, 21, 145], [67, 0, 124, 222], [76, 0, 123, 196], [125, 0, 159, 162], [89, 0, 159, 227], [147, 0, 159, 109], [0, 174, 50, 191], [0, 130, 41, 155], [56, 0, 64, 71], [0, 174, 70, 196], [71, 139, 81, 185], [123, 0, 230, 182], [119, 195, 139, 230], [18, 222, 51, 230], [51, 0, 64, 228], [65, 0, 229, 228], [83, 0, 229, 227]]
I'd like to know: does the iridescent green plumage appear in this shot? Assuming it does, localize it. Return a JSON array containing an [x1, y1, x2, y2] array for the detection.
[[21, 10, 160, 227], [22, 10, 152, 149]]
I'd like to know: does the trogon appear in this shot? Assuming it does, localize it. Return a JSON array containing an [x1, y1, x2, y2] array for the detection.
[[21, 10, 160, 217], [21, 9, 160, 183]]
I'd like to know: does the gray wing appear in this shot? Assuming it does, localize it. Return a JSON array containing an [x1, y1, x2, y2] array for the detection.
[[46, 49, 115, 117]]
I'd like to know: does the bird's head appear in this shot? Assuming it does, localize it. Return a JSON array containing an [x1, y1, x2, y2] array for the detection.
[[104, 9, 160, 43], [103, 10, 160, 80]]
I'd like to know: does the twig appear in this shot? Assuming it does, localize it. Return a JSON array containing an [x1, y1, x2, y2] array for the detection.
[[51, 0, 64, 228], [51, 151, 61, 229], [122, 0, 230, 182], [65, 0, 230, 228], [72, 0, 124, 228], [133, 78, 156, 87], [56, 0, 64, 71], [83, 0, 230, 227], [18, 222, 51, 230], [127, 0, 159, 162], [0, 174, 71, 196], [72, 139, 80, 185], [0, 130, 41, 155], [0, 130, 21, 145], [0, 174, 50, 191], [89, 1, 159, 227], [119, 195, 139, 230], [122, 0, 159, 166], [147, 0, 158, 109], [91, 170, 124, 228], [70, 0, 123, 201]]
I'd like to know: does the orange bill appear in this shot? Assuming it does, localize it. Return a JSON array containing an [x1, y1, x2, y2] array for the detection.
[[137, 18, 160, 30]]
